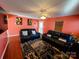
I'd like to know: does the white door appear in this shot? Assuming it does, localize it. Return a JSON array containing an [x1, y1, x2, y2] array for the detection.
[[39, 21, 43, 34]]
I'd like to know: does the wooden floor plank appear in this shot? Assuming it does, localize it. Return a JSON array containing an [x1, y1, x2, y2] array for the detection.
[[3, 36, 23, 59]]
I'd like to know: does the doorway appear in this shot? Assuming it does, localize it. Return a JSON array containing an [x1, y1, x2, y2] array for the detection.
[[39, 21, 43, 34]]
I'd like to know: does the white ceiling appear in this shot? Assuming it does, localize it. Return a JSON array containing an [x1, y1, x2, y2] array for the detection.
[[0, 0, 79, 19]]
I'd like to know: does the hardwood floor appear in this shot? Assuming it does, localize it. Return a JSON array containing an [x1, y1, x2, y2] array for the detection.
[[3, 36, 76, 59], [3, 36, 23, 59]]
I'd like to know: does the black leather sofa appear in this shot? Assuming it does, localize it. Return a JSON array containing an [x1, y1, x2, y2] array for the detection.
[[20, 29, 40, 43], [42, 30, 75, 52]]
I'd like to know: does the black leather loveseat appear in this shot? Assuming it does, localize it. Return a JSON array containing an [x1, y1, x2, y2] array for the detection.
[[20, 29, 40, 43]]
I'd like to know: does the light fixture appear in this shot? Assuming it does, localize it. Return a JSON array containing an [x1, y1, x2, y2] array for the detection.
[[40, 9, 47, 19], [40, 15, 46, 19], [40, 14, 47, 19]]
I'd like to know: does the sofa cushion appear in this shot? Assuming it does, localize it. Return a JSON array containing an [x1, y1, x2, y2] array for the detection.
[[58, 38, 67, 43], [22, 31, 28, 36], [32, 30, 36, 35], [47, 34, 52, 37]]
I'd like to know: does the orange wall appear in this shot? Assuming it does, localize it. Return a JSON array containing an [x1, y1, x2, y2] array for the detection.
[[44, 15, 79, 36], [8, 14, 39, 36], [0, 14, 8, 59], [6, 14, 79, 37], [0, 31, 7, 59]]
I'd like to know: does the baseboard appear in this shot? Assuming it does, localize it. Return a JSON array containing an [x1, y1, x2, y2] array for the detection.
[[8, 34, 19, 37], [7, 30, 19, 37]]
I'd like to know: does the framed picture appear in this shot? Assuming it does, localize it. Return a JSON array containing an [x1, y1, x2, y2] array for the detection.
[[28, 19, 32, 25], [55, 20, 64, 32], [16, 17, 22, 25]]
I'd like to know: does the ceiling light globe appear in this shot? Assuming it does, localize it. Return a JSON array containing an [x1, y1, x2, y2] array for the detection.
[[40, 16, 46, 19]]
